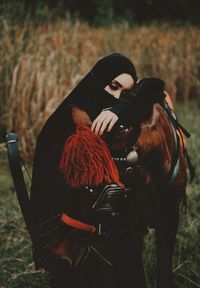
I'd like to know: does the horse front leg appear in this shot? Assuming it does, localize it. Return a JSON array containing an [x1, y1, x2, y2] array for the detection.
[[155, 189, 180, 288]]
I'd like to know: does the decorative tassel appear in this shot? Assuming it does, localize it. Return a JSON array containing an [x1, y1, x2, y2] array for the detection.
[[59, 126, 123, 188]]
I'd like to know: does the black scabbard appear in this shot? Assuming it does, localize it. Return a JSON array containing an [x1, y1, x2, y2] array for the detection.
[[5, 132, 35, 243]]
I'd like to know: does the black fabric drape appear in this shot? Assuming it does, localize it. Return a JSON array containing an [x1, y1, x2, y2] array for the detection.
[[30, 53, 137, 226]]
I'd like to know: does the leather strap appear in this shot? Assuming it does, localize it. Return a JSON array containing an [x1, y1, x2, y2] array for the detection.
[[61, 213, 96, 233], [5, 133, 36, 242]]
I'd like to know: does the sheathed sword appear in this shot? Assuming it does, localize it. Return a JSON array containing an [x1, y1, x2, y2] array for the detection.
[[0, 127, 35, 244], [1, 127, 65, 271]]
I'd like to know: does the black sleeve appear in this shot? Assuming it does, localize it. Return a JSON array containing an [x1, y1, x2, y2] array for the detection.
[[110, 78, 165, 118], [30, 104, 74, 225]]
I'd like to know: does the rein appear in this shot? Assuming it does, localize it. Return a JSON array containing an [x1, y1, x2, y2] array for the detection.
[[162, 102, 180, 188]]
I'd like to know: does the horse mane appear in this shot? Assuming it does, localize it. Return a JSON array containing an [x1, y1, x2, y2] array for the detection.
[[137, 104, 174, 172], [135, 103, 187, 193]]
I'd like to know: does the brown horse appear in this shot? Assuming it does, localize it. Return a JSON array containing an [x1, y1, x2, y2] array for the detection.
[[46, 103, 188, 288], [130, 103, 187, 287]]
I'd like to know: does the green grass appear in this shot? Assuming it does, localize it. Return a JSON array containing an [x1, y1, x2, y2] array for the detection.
[[0, 103, 200, 287]]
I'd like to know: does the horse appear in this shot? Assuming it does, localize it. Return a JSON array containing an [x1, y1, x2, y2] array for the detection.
[[42, 101, 188, 288]]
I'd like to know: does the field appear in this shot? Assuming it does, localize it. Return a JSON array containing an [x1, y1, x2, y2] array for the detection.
[[0, 18, 200, 287], [0, 20, 200, 162], [0, 103, 199, 288]]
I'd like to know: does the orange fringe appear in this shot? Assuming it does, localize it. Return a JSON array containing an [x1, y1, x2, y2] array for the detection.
[[59, 126, 123, 188]]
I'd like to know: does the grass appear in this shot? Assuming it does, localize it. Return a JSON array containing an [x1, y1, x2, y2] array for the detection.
[[0, 103, 199, 287]]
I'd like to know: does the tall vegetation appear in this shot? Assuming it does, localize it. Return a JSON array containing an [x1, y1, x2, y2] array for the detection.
[[1, 20, 200, 162]]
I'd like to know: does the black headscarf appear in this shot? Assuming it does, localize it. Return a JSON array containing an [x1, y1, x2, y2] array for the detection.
[[60, 52, 137, 121], [30, 53, 137, 224]]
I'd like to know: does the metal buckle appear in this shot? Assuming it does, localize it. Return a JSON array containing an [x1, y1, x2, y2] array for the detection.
[[96, 224, 109, 238]]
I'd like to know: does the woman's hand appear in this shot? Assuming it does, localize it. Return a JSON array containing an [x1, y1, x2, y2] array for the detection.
[[91, 110, 118, 135]]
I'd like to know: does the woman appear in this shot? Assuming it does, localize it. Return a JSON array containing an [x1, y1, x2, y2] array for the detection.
[[30, 52, 137, 230], [30, 53, 164, 287]]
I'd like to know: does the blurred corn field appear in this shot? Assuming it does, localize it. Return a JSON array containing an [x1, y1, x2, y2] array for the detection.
[[0, 19, 200, 162]]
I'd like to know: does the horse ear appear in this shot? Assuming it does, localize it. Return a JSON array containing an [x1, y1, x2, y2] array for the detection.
[[71, 107, 92, 127]]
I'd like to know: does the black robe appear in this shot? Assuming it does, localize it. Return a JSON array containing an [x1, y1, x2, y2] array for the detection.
[[30, 53, 164, 287], [30, 53, 138, 226]]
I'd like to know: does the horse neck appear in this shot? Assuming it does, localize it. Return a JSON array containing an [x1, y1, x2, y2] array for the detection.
[[135, 104, 176, 189]]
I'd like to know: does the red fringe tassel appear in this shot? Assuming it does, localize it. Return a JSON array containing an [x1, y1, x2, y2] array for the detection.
[[59, 126, 123, 188]]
